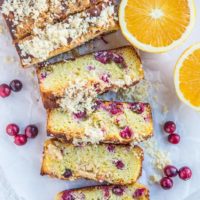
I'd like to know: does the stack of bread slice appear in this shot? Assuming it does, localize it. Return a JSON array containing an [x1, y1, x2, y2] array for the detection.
[[38, 46, 153, 199], [1, 0, 153, 199]]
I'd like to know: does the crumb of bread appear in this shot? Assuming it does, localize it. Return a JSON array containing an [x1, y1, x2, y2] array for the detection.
[[143, 139, 171, 172], [4, 56, 15, 63], [162, 105, 169, 114], [149, 174, 161, 184], [0, 25, 3, 34]]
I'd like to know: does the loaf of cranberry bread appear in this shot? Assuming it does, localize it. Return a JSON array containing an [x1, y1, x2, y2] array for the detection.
[[47, 101, 153, 144], [1, 0, 104, 41], [11, 0, 119, 67], [37, 46, 144, 109], [55, 183, 149, 200], [41, 138, 143, 184]]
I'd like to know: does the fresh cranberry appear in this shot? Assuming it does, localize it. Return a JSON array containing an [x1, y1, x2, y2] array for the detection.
[[94, 51, 112, 64], [103, 186, 110, 198], [25, 125, 38, 138], [133, 188, 146, 197], [107, 144, 115, 152], [41, 72, 47, 79], [62, 191, 74, 200], [164, 121, 176, 134], [130, 102, 145, 114], [63, 169, 72, 178], [178, 167, 192, 181], [115, 160, 124, 169], [160, 177, 173, 190], [73, 111, 87, 119], [101, 73, 110, 83], [109, 103, 122, 115], [164, 165, 178, 177], [112, 186, 124, 196], [112, 53, 124, 64], [87, 65, 95, 71], [6, 123, 19, 136], [120, 126, 133, 139], [168, 133, 180, 144], [0, 84, 11, 98], [14, 134, 27, 146], [9, 80, 23, 92]]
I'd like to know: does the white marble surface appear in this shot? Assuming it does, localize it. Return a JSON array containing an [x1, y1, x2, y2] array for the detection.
[[0, 1, 200, 199]]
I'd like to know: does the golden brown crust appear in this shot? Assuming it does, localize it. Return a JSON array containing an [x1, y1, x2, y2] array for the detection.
[[55, 183, 150, 200], [41, 138, 144, 185]]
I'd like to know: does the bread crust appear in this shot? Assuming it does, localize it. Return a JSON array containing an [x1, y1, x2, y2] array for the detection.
[[1, 0, 104, 42], [37, 46, 144, 109], [55, 183, 150, 200], [41, 138, 144, 185]]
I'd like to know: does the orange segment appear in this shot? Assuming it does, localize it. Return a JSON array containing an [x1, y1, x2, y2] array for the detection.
[[119, 0, 195, 53], [175, 43, 200, 110]]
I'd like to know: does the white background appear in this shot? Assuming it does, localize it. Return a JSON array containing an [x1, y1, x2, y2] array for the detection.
[[0, 1, 200, 199]]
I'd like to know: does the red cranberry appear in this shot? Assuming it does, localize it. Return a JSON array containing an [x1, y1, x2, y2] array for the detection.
[[0, 84, 11, 98], [73, 111, 87, 119], [109, 103, 122, 115], [164, 121, 176, 134], [133, 188, 146, 197], [87, 65, 95, 71], [112, 53, 124, 63], [160, 177, 173, 190], [115, 160, 124, 169], [107, 144, 115, 152], [62, 191, 74, 200], [41, 72, 47, 79], [25, 125, 38, 138], [168, 133, 180, 144], [130, 102, 145, 114], [164, 165, 178, 177], [101, 73, 110, 83], [14, 134, 27, 146], [178, 167, 192, 181], [112, 186, 124, 196], [120, 126, 133, 139], [94, 51, 112, 64], [9, 80, 23, 92], [6, 123, 19, 136], [103, 186, 110, 198], [63, 169, 72, 178]]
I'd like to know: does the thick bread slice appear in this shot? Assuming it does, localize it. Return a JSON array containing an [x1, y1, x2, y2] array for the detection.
[[1, 0, 104, 41], [47, 102, 153, 144], [14, 1, 119, 67], [37, 46, 144, 109], [41, 138, 143, 185], [55, 183, 149, 200]]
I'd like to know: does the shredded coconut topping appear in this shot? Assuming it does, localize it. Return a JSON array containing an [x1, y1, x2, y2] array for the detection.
[[59, 80, 98, 114], [18, 2, 117, 62]]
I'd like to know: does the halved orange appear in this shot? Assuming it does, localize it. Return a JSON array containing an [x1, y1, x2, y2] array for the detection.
[[119, 0, 196, 53], [174, 43, 200, 111]]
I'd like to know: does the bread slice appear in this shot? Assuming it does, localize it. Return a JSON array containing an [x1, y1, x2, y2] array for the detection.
[[55, 183, 149, 200], [13, 1, 119, 67], [41, 138, 143, 185], [37, 46, 144, 109], [47, 102, 153, 144], [1, 0, 104, 41]]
